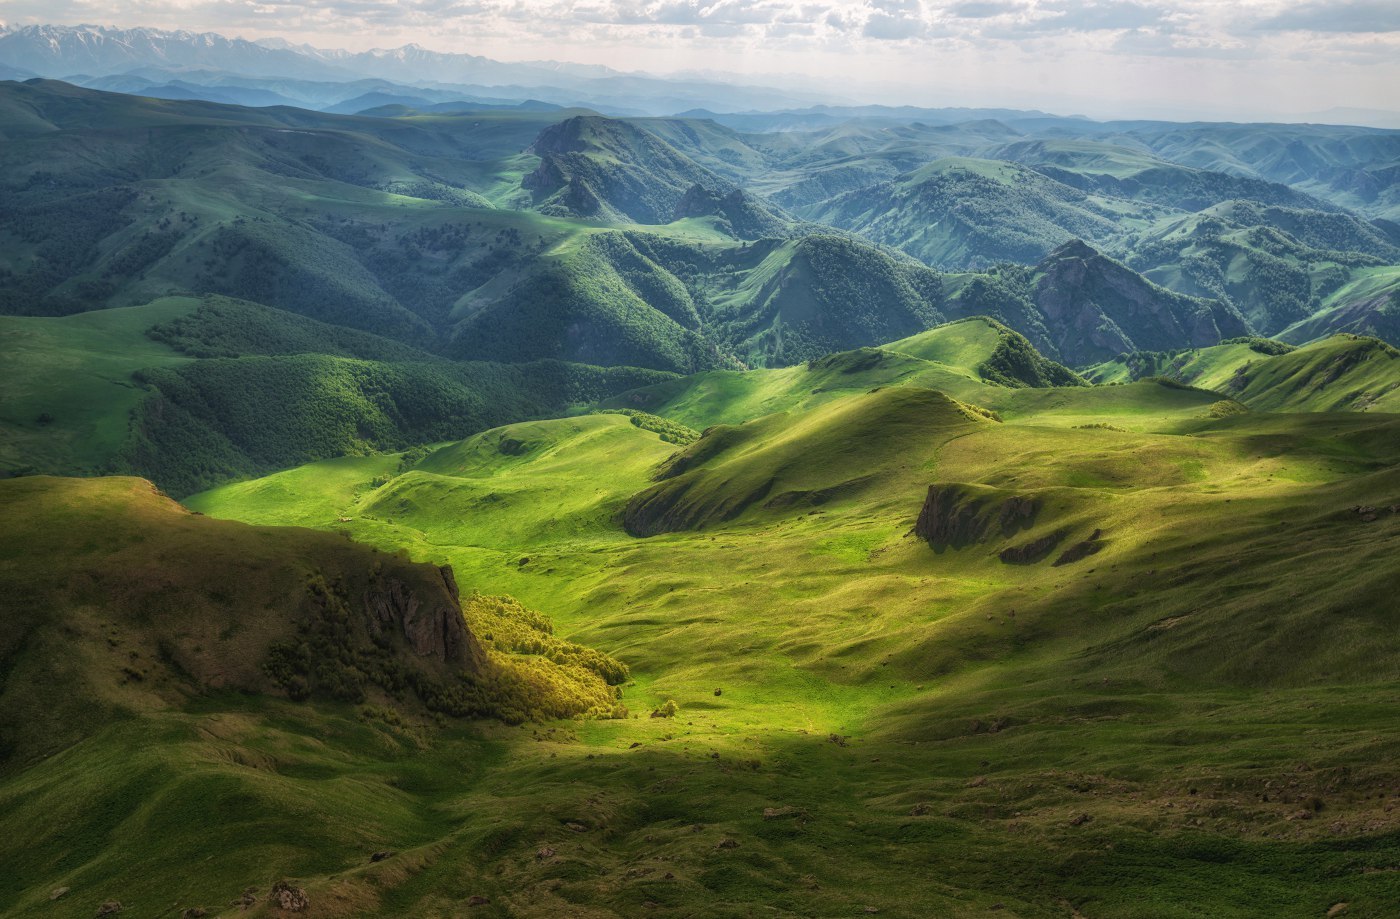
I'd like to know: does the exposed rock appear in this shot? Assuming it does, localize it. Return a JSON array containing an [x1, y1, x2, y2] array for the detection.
[[269, 881, 309, 912], [49, 887, 69, 901], [1053, 530, 1104, 566], [438, 564, 459, 601], [1069, 813, 1093, 827], [914, 484, 1041, 552], [95, 903, 122, 918], [467, 895, 491, 907], [370, 850, 394, 863], [716, 838, 740, 849], [181, 909, 207, 918], [363, 575, 474, 666], [536, 846, 556, 860], [232, 886, 258, 908], [1327, 903, 1349, 917], [1000, 527, 1070, 565], [763, 806, 801, 820]]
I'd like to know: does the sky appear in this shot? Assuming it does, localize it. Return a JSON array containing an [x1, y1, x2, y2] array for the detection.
[[3, 1, 1399, 120]]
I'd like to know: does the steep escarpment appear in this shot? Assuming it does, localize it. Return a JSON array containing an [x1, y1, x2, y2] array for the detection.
[[913, 483, 1041, 551]]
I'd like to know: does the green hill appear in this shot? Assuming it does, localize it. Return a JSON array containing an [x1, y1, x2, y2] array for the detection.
[[0, 292, 673, 494], [799, 157, 1159, 269], [170, 361, 1400, 917], [1086, 333, 1400, 413], [1228, 335, 1400, 412], [523, 114, 788, 236], [0, 298, 198, 478], [886, 316, 1087, 388], [1120, 203, 1398, 335], [1276, 267, 1400, 345]]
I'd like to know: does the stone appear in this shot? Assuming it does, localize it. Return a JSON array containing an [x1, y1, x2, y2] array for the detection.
[[269, 881, 309, 912]]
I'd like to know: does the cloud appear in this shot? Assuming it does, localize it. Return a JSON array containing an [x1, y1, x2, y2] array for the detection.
[[863, 0, 928, 39], [1031, 1, 1166, 32], [1253, 1, 1400, 34], [946, 1, 1025, 18]]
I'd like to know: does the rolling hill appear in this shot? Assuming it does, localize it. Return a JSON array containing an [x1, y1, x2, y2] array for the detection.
[[1088, 333, 1400, 413], [165, 329, 1400, 918]]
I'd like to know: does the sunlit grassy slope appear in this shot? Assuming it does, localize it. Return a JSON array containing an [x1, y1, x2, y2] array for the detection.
[[161, 331, 1400, 916], [1086, 334, 1400, 413]]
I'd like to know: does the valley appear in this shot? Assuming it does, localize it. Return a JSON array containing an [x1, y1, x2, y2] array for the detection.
[[2, 36, 1400, 918]]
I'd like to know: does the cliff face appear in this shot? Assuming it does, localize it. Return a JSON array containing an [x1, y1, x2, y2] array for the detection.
[[364, 565, 483, 670], [913, 483, 1040, 551]]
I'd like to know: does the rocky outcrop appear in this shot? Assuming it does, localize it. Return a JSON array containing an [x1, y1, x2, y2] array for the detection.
[[1052, 529, 1105, 566], [363, 565, 475, 668], [1000, 528, 1070, 565], [914, 484, 1040, 552]]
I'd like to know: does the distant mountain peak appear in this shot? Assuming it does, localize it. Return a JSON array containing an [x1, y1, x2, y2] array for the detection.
[[1045, 238, 1099, 260]]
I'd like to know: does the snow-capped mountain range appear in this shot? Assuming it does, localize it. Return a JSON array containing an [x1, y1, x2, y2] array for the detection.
[[0, 23, 824, 115]]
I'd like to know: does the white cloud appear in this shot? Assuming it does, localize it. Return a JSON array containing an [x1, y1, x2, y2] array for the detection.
[[1, 0, 1396, 118]]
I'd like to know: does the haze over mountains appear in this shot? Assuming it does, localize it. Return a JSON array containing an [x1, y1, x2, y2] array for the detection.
[[3, 16, 1400, 919]]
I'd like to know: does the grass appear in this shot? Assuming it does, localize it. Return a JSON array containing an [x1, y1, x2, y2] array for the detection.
[[0, 298, 196, 477], [163, 351, 1400, 916], [6, 82, 1400, 918], [1084, 334, 1400, 413]]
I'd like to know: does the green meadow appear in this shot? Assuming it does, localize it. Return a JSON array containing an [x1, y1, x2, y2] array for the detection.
[[132, 319, 1400, 918]]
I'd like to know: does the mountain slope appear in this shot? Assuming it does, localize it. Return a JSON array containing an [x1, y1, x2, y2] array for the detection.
[[1027, 240, 1250, 365], [1226, 335, 1400, 411], [172, 366, 1400, 917], [523, 114, 788, 235], [799, 157, 1158, 269], [1086, 333, 1400, 413]]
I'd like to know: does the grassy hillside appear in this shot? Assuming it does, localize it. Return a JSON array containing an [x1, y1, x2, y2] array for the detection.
[[0, 292, 674, 494], [1276, 267, 1400, 345], [1087, 334, 1400, 413], [1120, 204, 1397, 336], [886, 316, 1087, 387], [1228, 335, 1400, 412], [170, 358, 1400, 917], [799, 157, 1161, 269], [524, 114, 788, 236], [0, 298, 197, 477]]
